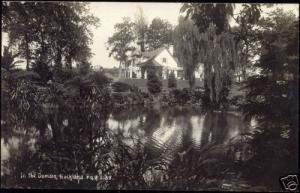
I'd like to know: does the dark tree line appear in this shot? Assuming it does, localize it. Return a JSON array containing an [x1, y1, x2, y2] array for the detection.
[[2, 2, 99, 83]]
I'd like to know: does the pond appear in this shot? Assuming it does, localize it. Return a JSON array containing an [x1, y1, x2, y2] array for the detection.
[[1, 105, 252, 190]]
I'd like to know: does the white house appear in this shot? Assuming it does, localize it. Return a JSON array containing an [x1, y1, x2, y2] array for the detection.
[[122, 45, 204, 80]]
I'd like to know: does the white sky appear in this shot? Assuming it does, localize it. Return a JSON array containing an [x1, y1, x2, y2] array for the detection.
[[1, 3, 299, 69]]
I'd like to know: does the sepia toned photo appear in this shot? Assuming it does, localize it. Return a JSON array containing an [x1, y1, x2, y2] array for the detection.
[[1, 2, 299, 191]]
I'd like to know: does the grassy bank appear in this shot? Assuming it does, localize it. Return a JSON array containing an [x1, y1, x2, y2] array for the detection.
[[116, 78, 204, 92]]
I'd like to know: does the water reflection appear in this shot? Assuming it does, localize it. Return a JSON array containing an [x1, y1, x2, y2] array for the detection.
[[1, 105, 246, 189], [108, 108, 245, 152]]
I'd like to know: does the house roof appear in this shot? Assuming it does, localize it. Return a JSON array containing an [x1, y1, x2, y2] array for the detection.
[[137, 46, 170, 67], [141, 47, 166, 59], [139, 58, 163, 68]]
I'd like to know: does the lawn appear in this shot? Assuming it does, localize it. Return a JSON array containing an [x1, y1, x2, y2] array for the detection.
[[114, 78, 244, 98], [116, 78, 204, 92]]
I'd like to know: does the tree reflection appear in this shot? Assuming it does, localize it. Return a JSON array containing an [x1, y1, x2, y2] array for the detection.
[[143, 108, 162, 136], [1, 105, 114, 189], [1, 105, 246, 190], [200, 111, 230, 146]]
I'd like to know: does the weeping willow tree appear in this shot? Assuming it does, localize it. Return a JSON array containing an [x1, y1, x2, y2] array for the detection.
[[173, 17, 201, 90], [174, 18, 239, 107], [180, 3, 239, 109], [198, 24, 239, 108]]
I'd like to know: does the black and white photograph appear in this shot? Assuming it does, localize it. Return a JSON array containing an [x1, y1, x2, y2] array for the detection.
[[1, 2, 299, 191]]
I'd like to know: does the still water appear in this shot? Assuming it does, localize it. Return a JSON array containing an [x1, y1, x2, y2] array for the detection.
[[1, 106, 249, 189]]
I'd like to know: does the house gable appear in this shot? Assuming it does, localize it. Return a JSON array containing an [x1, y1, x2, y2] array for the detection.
[[153, 49, 180, 70]]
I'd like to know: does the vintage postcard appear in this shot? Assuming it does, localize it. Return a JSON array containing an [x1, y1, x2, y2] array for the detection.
[[1, 1, 299, 191]]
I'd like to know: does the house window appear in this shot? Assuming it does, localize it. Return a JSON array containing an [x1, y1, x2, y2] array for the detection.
[[162, 57, 167, 63]]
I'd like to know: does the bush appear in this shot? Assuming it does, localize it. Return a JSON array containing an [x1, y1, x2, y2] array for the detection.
[[147, 68, 162, 95], [168, 71, 177, 88], [85, 71, 112, 89], [32, 61, 52, 84], [2, 70, 40, 110], [61, 71, 112, 108], [52, 68, 76, 83], [79, 60, 91, 75], [111, 92, 143, 106], [10, 78, 38, 110], [191, 89, 204, 104], [170, 88, 191, 104]]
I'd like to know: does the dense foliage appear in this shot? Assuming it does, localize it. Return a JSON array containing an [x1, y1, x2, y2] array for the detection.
[[180, 3, 299, 191], [180, 3, 234, 34], [1, 2, 108, 112], [199, 25, 238, 109], [173, 17, 201, 90], [146, 18, 174, 50], [147, 68, 162, 95], [2, 2, 99, 72], [180, 4, 239, 108], [240, 9, 299, 190]]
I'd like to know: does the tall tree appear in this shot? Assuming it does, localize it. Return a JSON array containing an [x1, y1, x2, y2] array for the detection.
[[173, 17, 201, 90], [231, 4, 263, 81], [146, 18, 173, 50], [181, 3, 238, 108], [2, 2, 36, 70], [134, 6, 148, 52], [2, 2, 99, 75], [107, 17, 136, 78], [198, 24, 238, 108]]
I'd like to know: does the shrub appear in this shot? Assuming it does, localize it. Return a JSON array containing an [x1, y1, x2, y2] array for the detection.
[[85, 71, 112, 89], [191, 89, 204, 104], [10, 78, 38, 110], [3, 70, 40, 110], [168, 71, 177, 88], [170, 88, 191, 104], [52, 68, 76, 83], [147, 68, 162, 95], [62, 71, 112, 108], [111, 91, 143, 106], [79, 60, 92, 75], [32, 61, 52, 84]]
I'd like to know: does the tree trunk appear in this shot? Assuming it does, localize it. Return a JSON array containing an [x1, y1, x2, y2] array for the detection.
[[66, 55, 72, 70], [141, 34, 145, 52], [40, 30, 47, 63], [211, 74, 217, 106], [243, 43, 249, 80], [189, 74, 195, 91], [119, 61, 122, 78], [25, 33, 30, 70]]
